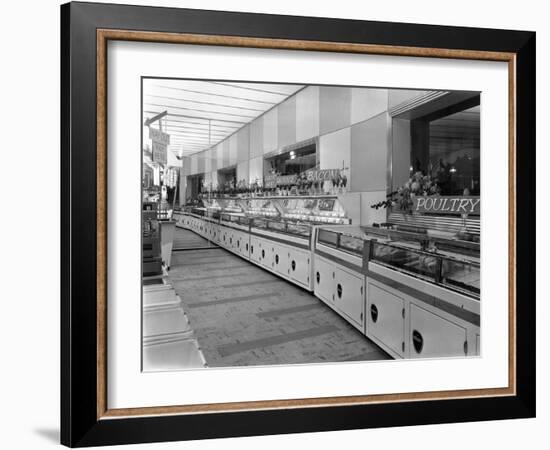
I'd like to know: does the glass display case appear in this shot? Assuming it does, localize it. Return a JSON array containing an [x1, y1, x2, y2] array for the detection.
[[285, 222, 312, 238], [222, 199, 243, 214], [440, 258, 480, 296], [203, 198, 244, 215], [267, 220, 287, 233], [250, 217, 312, 240], [340, 234, 365, 255], [370, 241, 480, 298], [220, 212, 247, 225], [370, 242, 439, 280], [281, 196, 350, 224], [191, 207, 206, 217], [244, 199, 279, 218], [250, 217, 269, 230], [196, 195, 351, 224], [317, 228, 363, 256]]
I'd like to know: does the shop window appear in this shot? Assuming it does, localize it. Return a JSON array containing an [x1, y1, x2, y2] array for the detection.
[[410, 101, 480, 196], [264, 142, 317, 177]]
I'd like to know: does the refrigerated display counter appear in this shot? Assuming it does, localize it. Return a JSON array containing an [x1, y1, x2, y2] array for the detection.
[[280, 196, 351, 224], [313, 226, 367, 331], [175, 196, 481, 362], [313, 225, 481, 359], [243, 198, 280, 218], [218, 213, 251, 258], [366, 240, 480, 360], [369, 241, 480, 299], [248, 217, 314, 289]]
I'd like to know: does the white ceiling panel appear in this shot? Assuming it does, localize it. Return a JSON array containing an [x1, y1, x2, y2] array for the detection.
[[143, 79, 303, 157]]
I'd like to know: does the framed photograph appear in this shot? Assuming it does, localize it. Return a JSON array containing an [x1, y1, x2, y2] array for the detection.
[[61, 1, 536, 447]]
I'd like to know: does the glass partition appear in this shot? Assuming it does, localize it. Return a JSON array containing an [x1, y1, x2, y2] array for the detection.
[[317, 229, 338, 248], [339, 234, 364, 256]]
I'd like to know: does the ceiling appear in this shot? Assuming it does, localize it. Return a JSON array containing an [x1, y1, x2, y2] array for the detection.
[[143, 79, 304, 158]]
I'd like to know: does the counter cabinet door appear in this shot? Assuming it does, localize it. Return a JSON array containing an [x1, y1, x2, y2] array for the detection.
[[241, 234, 250, 259], [272, 242, 289, 276], [222, 229, 228, 247], [212, 225, 218, 243], [228, 230, 235, 251], [249, 236, 263, 264], [313, 256, 335, 305], [234, 231, 241, 254], [288, 247, 311, 288], [259, 239, 273, 269], [366, 281, 406, 358], [235, 231, 245, 256], [334, 267, 364, 330], [409, 304, 468, 359]]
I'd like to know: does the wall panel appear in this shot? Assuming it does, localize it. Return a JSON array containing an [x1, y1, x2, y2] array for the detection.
[[222, 140, 230, 168], [237, 125, 250, 162], [210, 146, 218, 172], [320, 86, 351, 135], [296, 86, 320, 142], [351, 88, 388, 125], [237, 161, 250, 183], [229, 134, 238, 166], [197, 151, 206, 174], [263, 108, 278, 153], [215, 144, 223, 170], [319, 127, 351, 173], [249, 155, 264, 185], [190, 154, 198, 175], [204, 149, 212, 174], [277, 95, 296, 149], [350, 113, 389, 192], [249, 116, 264, 159], [392, 118, 411, 190]]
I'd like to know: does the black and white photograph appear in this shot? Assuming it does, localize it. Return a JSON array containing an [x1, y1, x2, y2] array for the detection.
[[141, 78, 481, 372]]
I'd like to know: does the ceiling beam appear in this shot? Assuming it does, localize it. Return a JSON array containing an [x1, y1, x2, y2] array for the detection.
[[153, 84, 279, 105], [144, 110, 246, 124], [210, 81, 291, 96], [145, 94, 265, 112], [145, 103, 256, 119]]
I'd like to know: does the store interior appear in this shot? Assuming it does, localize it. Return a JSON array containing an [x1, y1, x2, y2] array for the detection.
[[142, 80, 481, 372]]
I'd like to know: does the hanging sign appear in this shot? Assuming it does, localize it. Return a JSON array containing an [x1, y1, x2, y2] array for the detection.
[[413, 196, 480, 215], [148, 127, 170, 145], [149, 126, 170, 165], [152, 141, 167, 165]]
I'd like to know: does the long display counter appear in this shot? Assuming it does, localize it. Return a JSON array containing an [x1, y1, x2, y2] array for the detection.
[[173, 207, 480, 361]]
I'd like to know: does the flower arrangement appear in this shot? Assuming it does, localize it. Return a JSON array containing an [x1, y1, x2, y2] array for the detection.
[[371, 171, 440, 213]]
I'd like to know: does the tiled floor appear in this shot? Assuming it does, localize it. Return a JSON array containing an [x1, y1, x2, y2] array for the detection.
[[168, 228, 390, 367], [173, 227, 216, 250]]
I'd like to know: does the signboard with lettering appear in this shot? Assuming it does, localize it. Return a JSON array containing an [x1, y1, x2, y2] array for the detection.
[[264, 169, 341, 188], [152, 141, 167, 165], [264, 174, 277, 188], [149, 126, 170, 165], [413, 196, 480, 215], [264, 174, 297, 187], [148, 127, 170, 146], [304, 168, 341, 181]]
